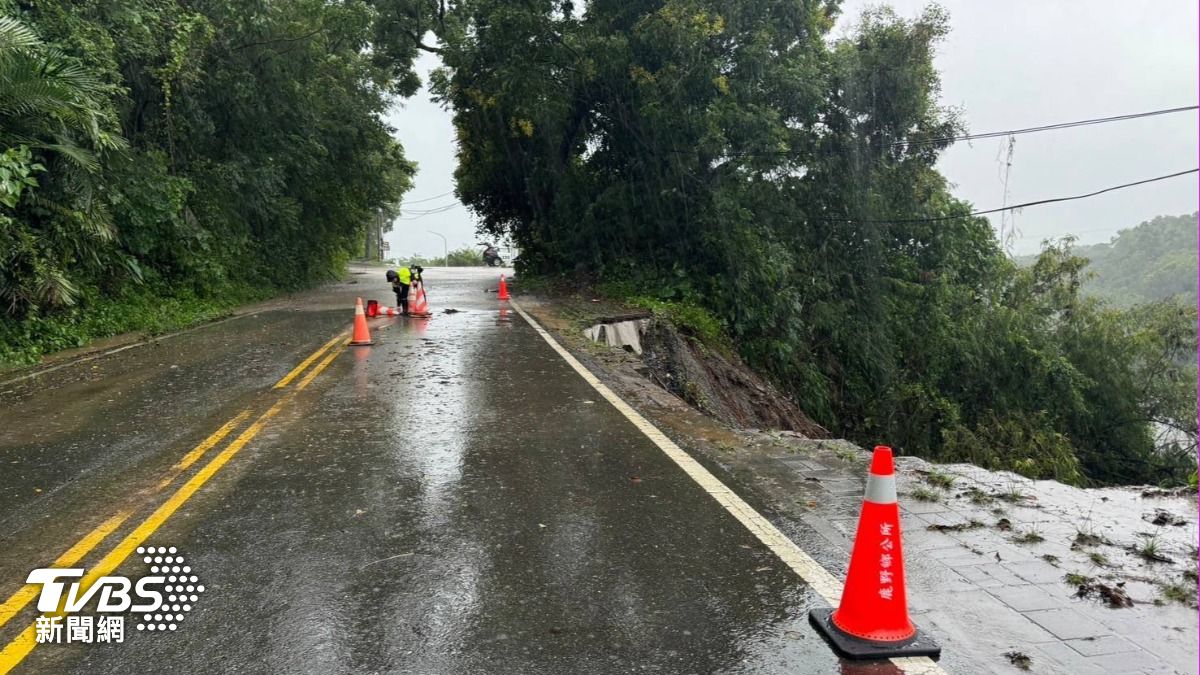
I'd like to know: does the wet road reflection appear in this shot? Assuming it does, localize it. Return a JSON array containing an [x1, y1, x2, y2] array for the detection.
[[5, 268, 849, 674]]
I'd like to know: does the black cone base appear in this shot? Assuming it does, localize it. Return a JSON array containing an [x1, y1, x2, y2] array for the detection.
[[809, 608, 942, 660]]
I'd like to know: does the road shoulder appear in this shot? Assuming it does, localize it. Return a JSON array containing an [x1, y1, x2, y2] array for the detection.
[[519, 294, 1199, 675]]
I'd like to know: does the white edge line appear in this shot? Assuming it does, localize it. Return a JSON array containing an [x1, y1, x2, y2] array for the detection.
[[510, 300, 949, 675]]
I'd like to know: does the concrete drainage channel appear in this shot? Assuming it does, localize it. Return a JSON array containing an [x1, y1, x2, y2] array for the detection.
[[583, 318, 650, 354]]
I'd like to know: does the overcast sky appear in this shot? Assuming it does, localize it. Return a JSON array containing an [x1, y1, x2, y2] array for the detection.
[[384, 2, 1198, 259]]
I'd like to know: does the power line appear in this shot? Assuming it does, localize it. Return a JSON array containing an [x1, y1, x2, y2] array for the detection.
[[677, 105, 1198, 157], [399, 203, 464, 220], [401, 202, 461, 214], [813, 168, 1198, 224], [401, 190, 456, 204], [897, 104, 1198, 149]]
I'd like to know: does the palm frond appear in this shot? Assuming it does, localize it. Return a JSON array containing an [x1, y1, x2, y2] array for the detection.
[[34, 266, 78, 307], [0, 16, 42, 54], [30, 140, 100, 172], [0, 53, 99, 114]]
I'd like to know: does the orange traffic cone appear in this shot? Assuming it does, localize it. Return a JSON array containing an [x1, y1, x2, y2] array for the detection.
[[350, 297, 373, 346], [408, 281, 432, 318], [497, 274, 510, 300], [809, 446, 941, 659]]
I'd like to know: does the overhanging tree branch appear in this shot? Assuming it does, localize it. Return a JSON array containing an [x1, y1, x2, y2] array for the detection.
[[407, 30, 443, 54]]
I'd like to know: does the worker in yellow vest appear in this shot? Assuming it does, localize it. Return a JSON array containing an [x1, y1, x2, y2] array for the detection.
[[388, 266, 412, 315]]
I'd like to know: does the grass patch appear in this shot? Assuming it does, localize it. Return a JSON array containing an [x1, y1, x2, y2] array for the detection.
[[909, 486, 942, 503], [924, 470, 955, 489], [1072, 529, 1109, 548], [965, 487, 995, 505], [997, 487, 1026, 503], [834, 447, 859, 463], [1160, 582, 1195, 606], [1134, 535, 1173, 563], [1041, 554, 1060, 566], [1088, 552, 1109, 567], [1013, 527, 1045, 544], [1064, 572, 1093, 586]]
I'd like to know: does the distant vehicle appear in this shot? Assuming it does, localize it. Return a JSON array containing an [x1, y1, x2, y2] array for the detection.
[[480, 243, 504, 267]]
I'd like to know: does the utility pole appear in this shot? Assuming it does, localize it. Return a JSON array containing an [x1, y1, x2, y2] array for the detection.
[[427, 230, 447, 267], [377, 212, 385, 262]]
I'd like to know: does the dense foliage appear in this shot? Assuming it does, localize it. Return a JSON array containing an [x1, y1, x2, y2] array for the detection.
[[430, 0, 1196, 486], [0, 1, 423, 363], [1019, 213, 1198, 307]]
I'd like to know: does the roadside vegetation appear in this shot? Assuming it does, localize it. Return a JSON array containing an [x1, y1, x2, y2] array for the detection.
[[432, 1, 1197, 487], [3, 1, 1193, 489], [394, 246, 491, 268], [1018, 213, 1198, 307], [0, 2, 421, 365]]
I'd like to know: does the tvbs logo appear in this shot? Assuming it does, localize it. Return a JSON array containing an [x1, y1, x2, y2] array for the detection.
[[27, 546, 205, 644]]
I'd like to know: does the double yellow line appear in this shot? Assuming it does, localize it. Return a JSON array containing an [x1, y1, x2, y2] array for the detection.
[[0, 331, 350, 673]]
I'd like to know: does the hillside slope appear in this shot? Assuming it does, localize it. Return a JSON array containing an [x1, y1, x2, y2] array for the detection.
[[1021, 213, 1198, 306]]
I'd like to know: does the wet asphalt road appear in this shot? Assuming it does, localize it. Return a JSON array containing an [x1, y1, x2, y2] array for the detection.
[[0, 267, 862, 674]]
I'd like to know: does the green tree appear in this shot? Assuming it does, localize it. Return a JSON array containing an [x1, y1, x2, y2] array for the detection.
[[430, 1, 1197, 486], [0, 14, 126, 313], [1, 0, 425, 362]]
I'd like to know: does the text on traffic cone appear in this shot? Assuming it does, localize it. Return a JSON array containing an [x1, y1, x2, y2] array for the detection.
[[809, 445, 940, 659], [832, 446, 913, 641]]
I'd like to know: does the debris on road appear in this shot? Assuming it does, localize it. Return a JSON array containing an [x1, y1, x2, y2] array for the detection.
[[1004, 650, 1032, 670], [1144, 508, 1188, 526], [925, 519, 985, 532], [518, 293, 1200, 674], [1070, 576, 1135, 608]]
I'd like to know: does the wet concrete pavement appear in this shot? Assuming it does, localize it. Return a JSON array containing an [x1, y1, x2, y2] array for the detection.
[[519, 297, 1199, 675], [0, 267, 867, 673]]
